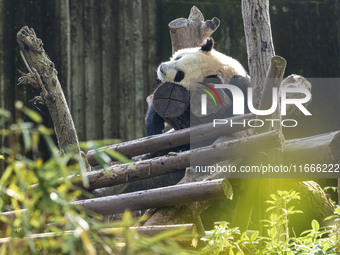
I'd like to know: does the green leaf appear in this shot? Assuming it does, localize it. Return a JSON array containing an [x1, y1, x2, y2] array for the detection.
[[0, 109, 11, 118], [269, 227, 277, 239], [311, 219, 320, 231], [266, 206, 276, 212], [0, 165, 13, 186], [250, 231, 259, 242], [324, 215, 338, 221], [22, 106, 43, 123], [335, 207, 340, 215], [269, 194, 277, 201], [104, 149, 130, 164]]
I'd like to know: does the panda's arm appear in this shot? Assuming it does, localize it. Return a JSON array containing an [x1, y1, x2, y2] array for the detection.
[[145, 102, 165, 136]]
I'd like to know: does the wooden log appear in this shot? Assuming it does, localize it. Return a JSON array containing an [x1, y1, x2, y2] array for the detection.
[[152, 81, 233, 131], [16, 26, 80, 154], [260, 56, 287, 113], [287, 180, 335, 235], [169, 6, 220, 53], [255, 55, 287, 134], [241, 0, 275, 108], [85, 130, 340, 191], [87, 114, 252, 166], [153, 82, 190, 130], [74, 179, 231, 215], [284, 131, 340, 165], [280, 74, 312, 117], [82, 130, 282, 191]]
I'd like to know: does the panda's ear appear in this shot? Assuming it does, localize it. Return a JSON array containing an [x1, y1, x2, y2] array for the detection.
[[200, 37, 214, 52]]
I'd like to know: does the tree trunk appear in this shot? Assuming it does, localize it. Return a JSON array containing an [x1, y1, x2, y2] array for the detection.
[[241, 0, 275, 108], [238, 0, 280, 233], [17, 26, 80, 154]]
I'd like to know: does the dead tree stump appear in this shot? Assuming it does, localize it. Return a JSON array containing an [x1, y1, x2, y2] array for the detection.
[[169, 6, 220, 53]]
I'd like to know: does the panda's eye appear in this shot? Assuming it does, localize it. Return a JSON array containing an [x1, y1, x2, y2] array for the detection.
[[174, 71, 185, 82], [174, 56, 182, 61]]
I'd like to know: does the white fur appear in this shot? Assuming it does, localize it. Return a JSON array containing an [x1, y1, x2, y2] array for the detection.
[[157, 46, 247, 90]]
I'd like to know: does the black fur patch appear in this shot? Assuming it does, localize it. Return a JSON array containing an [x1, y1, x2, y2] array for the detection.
[[201, 37, 214, 52], [145, 102, 165, 136], [225, 75, 251, 115], [174, 71, 185, 82]]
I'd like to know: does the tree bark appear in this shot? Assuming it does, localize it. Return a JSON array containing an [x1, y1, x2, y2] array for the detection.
[[17, 26, 80, 154]]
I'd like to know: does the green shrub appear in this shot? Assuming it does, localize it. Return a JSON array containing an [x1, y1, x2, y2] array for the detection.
[[0, 105, 196, 254], [201, 190, 340, 254]]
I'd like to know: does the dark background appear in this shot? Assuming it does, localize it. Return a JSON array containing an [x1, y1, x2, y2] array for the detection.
[[0, 0, 340, 144]]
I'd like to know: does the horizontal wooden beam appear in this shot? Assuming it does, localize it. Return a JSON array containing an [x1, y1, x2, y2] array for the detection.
[[285, 131, 340, 164], [80, 130, 282, 190], [74, 179, 232, 215], [87, 114, 252, 166]]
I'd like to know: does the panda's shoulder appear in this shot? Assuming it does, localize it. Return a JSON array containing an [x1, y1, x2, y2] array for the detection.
[[210, 49, 237, 63], [211, 50, 247, 75]]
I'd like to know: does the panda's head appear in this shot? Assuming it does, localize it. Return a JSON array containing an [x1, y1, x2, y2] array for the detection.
[[157, 38, 246, 90]]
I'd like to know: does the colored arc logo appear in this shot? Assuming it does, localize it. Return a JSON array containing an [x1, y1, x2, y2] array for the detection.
[[198, 82, 222, 106]]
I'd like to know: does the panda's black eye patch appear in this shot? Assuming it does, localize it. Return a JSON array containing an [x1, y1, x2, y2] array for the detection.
[[174, 56, 182, 61], [174, 71, 185, 82]]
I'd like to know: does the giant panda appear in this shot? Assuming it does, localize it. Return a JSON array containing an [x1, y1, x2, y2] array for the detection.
[[145, 37, 250, 136]]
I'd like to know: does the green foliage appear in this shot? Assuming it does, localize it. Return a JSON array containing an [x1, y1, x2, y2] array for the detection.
[[201, 190, 340, 254], [201, 222, 261, 255], [1, 104, 340, 254], [0, 105, 196, 254]]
